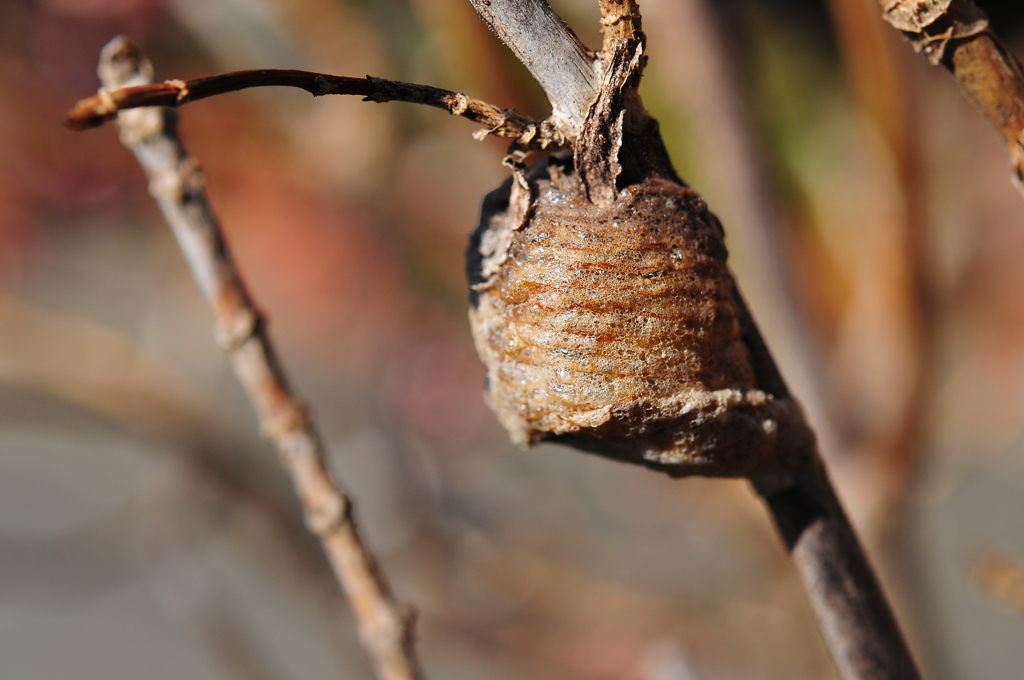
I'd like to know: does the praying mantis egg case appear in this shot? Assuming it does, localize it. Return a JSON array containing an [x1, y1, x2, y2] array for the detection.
[[467, 154, 800, 478]]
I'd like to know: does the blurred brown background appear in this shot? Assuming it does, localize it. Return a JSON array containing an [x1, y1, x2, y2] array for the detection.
[[2, 0, 1024, 678]]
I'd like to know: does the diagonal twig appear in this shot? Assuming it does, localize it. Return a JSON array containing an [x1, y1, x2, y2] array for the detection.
[[91, 35, 423, 680], [66, 66, 563, 150], [879, 0, 1024, 196]]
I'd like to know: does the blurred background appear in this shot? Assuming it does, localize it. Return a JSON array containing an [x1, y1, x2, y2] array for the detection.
[[1, 0, 1024, 677]]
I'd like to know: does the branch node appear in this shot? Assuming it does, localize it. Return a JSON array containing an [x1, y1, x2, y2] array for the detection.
[[881, 0, 989, 65], [363, 75, 388, 103], [167, 79, 190, 103], [312, 74, 331, 96], [215, 306, 260, 352], [448, 92, 470, 116], [262, 402, 312, 440], [95, 88, 118, 117]]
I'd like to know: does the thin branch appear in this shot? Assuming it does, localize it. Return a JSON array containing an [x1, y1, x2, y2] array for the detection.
[[879, 0, 1024, 195], [90, 36, 422, 680], [66, 67, 563, 150], [468, 0, 597, 133], [737, 282, 922, 680]]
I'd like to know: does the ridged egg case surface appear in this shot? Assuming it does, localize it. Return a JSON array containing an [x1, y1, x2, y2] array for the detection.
[[468, 157, 791, 475]]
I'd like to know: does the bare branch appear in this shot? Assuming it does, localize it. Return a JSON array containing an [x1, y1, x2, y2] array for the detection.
[[879, 0, 1024, 194], [93, 35, 423, 680], [66, 67, 563, 150], [468, 0, 598, 132], [737, 285, 922, 680]]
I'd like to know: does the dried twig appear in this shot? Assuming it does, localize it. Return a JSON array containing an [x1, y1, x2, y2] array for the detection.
[[91, 36, 422, 680], [67, 66, 563, 150], [468, 0, 597, 134], [879, 0, 1024, 194], [755, 454, 922, 680], [469, 2, 920, 678]]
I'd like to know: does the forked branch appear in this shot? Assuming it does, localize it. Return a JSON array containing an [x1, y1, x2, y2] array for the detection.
[[88, 36, 422, 680], [468, 0, 597, 133]]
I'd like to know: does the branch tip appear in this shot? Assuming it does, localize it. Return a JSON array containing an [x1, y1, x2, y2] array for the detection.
[[64, 67, 564, 152]]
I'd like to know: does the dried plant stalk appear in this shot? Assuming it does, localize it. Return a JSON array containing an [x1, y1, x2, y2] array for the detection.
[[93, 36, 422, 680], [879, 0, 1024, 193]]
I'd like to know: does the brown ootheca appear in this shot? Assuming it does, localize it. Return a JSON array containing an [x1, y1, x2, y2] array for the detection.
[[467, 151, 808, 478]]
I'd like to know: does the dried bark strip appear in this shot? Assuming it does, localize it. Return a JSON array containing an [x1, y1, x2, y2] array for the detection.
[[93, 36, 422, 680], [67, 67, 563, 150], [574, 39, 639, 204], [880, 0, 1024, 192]]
